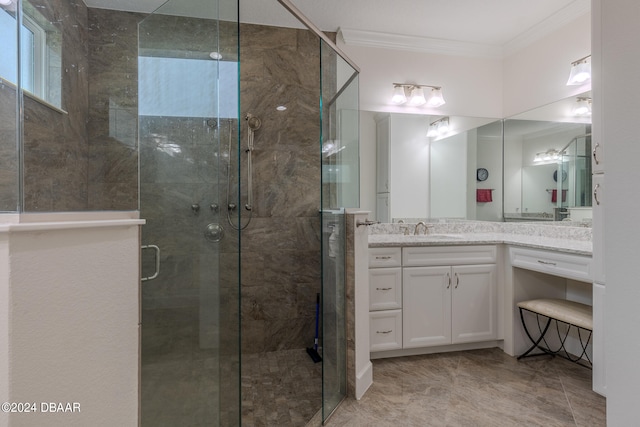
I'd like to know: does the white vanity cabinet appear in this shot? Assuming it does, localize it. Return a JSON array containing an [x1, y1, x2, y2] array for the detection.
[[368, 245, 498, 355], [402, 246, 498, 348]]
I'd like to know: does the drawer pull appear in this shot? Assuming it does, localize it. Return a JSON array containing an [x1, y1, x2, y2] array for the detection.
[[375, 256, 392, 260], [446, 272, 451, 289], [376, 287, 392, 291], [537, 260, 557, 266], [376, 330, 392, 334], [455, 273, 459, 288]]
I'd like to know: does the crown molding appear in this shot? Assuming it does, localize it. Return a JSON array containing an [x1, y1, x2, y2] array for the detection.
[[339, 0, 590, 59], [339, 28, 504, 59]]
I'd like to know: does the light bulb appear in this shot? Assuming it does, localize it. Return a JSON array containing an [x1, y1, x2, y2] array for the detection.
[[426, 125, 438, 138], [391, 85, 407, 104], [567, 60, 591, 85], [437, 120, 449, 135], [409, 87, 426, 106], [572, 97, 592, 116], [426, 87, 446, 107]]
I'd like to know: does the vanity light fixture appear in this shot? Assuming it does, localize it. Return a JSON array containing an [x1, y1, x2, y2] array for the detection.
[[391, 83, 446, 107], [571, 96, 592, 116], [566, 55, 591, 85], [533, 149, 563, 165], [427, 116, 450, 138]]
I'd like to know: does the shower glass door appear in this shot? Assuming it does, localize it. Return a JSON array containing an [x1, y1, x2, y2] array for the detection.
[[320, 39, 359, 422], [138, 0, 240, 426]]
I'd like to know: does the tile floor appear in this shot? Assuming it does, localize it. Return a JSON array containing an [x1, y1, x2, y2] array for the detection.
[[242, 349, 322, 427], [324, 348, 606, 427]]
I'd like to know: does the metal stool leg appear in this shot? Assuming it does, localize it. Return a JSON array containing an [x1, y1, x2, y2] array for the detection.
[[517, 308, 553, 360]]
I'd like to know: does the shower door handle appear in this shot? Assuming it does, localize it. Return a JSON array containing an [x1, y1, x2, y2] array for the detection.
[[141, 244, 160, 282]]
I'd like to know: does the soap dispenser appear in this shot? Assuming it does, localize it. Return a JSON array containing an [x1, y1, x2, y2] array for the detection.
[[328, 224, 339, 258]]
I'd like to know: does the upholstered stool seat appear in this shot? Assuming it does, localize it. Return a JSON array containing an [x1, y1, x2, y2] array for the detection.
[[516, 298, 593, 367]]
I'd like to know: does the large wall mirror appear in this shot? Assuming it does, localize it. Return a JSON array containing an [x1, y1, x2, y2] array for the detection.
[[504, 91, 592, 222], [373, 112, 501, 222]]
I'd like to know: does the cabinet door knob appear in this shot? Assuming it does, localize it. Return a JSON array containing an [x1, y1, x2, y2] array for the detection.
[[376, 330, 392, 334], [593, 183, 601, 206], [376, 287, 392, 291], [446, 272, 451, 289], [455, 273, 459, 288]]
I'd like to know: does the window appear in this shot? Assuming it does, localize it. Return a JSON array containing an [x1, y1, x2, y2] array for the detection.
[[0, 2, 62, 109]]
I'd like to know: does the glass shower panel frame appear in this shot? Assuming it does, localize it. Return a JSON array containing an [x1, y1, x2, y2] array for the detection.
[[320, 38, 359, 422], [138, 0, 240, 425]]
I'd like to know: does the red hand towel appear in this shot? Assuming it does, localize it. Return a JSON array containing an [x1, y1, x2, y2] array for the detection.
[[476, 189, 492, 203], [551, 190, 567, 203]]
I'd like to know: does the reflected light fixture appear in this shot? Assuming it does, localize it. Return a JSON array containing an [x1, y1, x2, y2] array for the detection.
[[427, 117, 450, 138], [572, 97, 592, 116], [567, 55, 591, 85], [533, 149, 563, 165], [391, 83, 445, 108]]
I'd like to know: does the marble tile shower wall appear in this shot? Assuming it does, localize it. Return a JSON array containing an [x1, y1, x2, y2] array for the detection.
[[0, 83, 17, 211], [239, 24, 323, 354], [0, 1, 141, 212], [22, 0, 89, 211], [87, 8, 143, 210]]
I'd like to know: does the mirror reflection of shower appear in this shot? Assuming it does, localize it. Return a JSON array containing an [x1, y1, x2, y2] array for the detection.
[[226, 114, 261, 230]]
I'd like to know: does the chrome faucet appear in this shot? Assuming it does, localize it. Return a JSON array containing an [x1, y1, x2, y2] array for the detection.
[[414, 221, 429, 235]]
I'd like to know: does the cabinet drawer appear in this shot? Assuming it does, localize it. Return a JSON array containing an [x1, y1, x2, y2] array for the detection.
[[509, 247, 592, 282], [369, 247, 402, 268], [370, 310, 402, 352], [369, 267, 402, 311], [403, 245, 496, 267]]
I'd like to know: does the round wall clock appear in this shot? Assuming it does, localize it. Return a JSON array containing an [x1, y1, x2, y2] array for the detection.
[[476, 168, 489, 181], [553, 170, 567, 182]]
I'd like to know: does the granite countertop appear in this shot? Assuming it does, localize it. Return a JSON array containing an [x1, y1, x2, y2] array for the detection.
[[368, 222, 592, 256]]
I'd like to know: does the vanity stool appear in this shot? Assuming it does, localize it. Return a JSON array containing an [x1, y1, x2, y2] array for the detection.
[[516, 298, 593, 368]]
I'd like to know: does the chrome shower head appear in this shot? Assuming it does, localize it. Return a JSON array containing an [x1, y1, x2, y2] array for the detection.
[[245, 114, 261, 131]]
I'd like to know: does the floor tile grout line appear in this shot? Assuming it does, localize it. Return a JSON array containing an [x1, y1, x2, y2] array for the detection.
[[558, 374, 579, 427]]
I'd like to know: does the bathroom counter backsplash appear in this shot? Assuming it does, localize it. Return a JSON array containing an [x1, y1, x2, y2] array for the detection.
[[368, 221, 592, 255]]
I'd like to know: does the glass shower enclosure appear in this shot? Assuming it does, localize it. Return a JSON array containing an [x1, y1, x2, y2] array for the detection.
[[138, 0, 240, 425], [137, 0, 359, 425]]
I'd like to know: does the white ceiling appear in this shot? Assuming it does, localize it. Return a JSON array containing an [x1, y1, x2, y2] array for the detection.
[[84, 0, 590, 56]]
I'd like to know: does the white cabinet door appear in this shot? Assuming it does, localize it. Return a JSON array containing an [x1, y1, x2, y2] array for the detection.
[[592, 174, 605, 284], [369, 267, 402, 311], [593, 283, 606, 396], [375, 115, 390, 193], [451, 264, 497, 343], [403, 266, 452, 348], [591, 0, 604, 174], [376, 193, 390, 223]]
